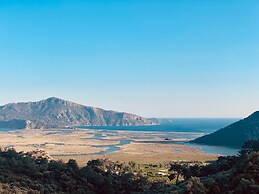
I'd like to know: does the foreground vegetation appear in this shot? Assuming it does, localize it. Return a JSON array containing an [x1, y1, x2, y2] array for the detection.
[[1, 140, 259, 193]]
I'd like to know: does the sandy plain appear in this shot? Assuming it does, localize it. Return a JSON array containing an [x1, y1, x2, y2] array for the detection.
[[0, 129, 218, 166]]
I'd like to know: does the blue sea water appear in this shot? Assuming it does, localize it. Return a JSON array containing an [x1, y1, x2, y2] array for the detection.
[[81, 118, 241, 156], [0, 118, 241, 156], [81, 118, 239, 134], [184, 143, 239, 156]]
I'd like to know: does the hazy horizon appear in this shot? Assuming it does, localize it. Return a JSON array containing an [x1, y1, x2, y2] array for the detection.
[[0, 96, 246, 119], [0, 0, 258, 118]]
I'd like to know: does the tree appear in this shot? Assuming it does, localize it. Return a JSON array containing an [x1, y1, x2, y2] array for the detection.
[[239, 139, 259, 156], [169, 163, 190, 183], [67, 159, 79, 172], [128, 161, 137, 169]]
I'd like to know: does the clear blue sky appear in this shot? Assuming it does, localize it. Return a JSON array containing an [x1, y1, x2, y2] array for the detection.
[[0, 0, 258, 118]]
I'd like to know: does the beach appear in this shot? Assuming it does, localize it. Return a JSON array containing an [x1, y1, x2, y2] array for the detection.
[[0, 128, 218, 166]]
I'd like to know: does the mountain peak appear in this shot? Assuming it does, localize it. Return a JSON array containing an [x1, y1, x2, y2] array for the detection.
[[44, 97, 66, 103], [40, 97, 76, 106], [247, 111, 259, 119], [0, 98, 158, 129]]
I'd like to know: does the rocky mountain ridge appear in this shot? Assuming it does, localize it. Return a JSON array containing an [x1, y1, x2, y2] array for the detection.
[[0, 97, 157, 129]]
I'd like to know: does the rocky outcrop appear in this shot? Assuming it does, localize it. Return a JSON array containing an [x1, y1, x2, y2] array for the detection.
[[0, 97, 158, 129], [19, 149, 53, 161]]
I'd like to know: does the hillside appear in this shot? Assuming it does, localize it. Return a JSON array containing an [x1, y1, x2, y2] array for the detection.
[[191, 111, 259, 148], [0, 146, 258, 193], [0, 97, 157, 129]]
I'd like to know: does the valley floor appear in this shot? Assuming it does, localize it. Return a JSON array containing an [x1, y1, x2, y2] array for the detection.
[[0, 129, 217, 166]]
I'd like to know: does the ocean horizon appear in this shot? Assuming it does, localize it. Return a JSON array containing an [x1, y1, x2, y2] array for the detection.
[[0, 118, 241, 156], [79, 118, 241, 156], [80, 118, 240, 134]]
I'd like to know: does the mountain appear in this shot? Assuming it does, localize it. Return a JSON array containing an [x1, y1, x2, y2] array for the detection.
[[0, 97, 158, 129], [191, 111, 259, 148], [0, 119, 28, 129]]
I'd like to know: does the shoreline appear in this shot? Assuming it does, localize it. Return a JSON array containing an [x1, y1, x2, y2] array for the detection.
[[78, 127, 207, 135], [0, 128, 219, 166]]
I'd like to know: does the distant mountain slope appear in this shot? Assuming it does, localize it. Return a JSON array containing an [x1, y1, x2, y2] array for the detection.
[[0, 97, 157, 129], [191, 111, 259, 148], [0, 119, 28, 129]]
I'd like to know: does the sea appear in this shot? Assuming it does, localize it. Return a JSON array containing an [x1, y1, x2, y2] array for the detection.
[[81, 118, 241, 156], [0, 118, 241, 156], [83, 118, 238, 133]]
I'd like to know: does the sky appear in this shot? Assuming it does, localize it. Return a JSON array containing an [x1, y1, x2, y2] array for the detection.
[[0, 0, 259, 118]]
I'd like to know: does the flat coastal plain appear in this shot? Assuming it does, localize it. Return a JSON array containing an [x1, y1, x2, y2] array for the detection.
[[0, 129, 217, 166]]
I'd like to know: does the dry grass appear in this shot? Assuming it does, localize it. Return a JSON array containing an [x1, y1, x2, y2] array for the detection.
[[0, 129, 218, 167]]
